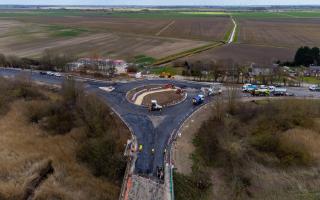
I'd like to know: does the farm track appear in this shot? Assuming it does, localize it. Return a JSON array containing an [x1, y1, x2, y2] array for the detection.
[[156, 20, 175, 36]]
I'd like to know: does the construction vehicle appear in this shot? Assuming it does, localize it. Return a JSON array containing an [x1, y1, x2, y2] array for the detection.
[[242, 84, 258, 92], [271, 87, 287, 96], [192, 94, 205, 105], [159, 72, 172, 78], [149, 100, 163, 111], [251, 88, 270, 96], [201, 83, 222, 96]]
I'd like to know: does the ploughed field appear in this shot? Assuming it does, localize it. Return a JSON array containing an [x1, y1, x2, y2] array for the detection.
[[181, 43, 296, 65], [0, 13, 231, 60], [238, 18, 320, 48]]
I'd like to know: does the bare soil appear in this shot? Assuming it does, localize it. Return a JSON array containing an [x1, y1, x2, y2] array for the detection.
[[141, 90, 184, 107], [238, 18, 320, 48], [180, 43, 295, 65], [173, 103, 214, 175]]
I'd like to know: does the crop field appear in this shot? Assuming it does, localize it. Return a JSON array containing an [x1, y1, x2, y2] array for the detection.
[[157, 17, 232, 41], [238, 18, 320, 48], [181, 43, 295, 65], [0, 9, 320, 64], [0, 10, 231, 61]]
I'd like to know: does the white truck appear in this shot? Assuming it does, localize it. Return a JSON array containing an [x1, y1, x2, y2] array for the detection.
[[149, 100, 163, 111], [201, 83, 222, 96]]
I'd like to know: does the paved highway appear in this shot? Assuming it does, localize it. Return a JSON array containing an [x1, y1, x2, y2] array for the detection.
[[1, 68, 319, 178], [0, 68, 213, 177]]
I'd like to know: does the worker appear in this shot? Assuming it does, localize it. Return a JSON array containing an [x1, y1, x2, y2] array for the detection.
[[163, 149, 167, 155], [151, 148, 155, 155]]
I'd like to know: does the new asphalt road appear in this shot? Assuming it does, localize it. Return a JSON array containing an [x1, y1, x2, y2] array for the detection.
[[1, 68, 319, 178], [0, 68, 213, 177]]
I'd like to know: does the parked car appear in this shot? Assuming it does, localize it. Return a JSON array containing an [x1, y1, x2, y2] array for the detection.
[[309, 85, 320, 92]]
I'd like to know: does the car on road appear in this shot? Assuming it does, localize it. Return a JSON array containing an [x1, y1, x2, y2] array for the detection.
[[192, 94, 204, 105], [53, 72, 62, 77], [149, 100, 163, 111], [309, 85, 320, 92], [39, 71, 47, 75]]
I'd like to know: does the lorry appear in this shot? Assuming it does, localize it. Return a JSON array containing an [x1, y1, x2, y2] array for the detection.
[[201, 83, 222, 96], [271, 87, 287, 96], [242, 84, 258, 92], [251, 88, 270, 96], [192, 94, 205, 105], [149, 100, 163, 111]]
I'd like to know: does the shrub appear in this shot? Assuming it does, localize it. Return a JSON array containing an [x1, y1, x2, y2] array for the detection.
[[39, 103, 75, 135], [77, 138, 126, 182]]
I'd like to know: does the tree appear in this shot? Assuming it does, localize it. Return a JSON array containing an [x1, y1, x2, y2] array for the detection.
[[294, 46, 320, 66], [0, 54, 6, 67]]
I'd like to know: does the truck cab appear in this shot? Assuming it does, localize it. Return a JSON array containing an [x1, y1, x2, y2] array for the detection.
[[149, 100, 163, 111], [192, 94, 204, 105]]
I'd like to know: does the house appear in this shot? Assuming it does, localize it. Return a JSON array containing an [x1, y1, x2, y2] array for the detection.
[[112, 60, 128, 74], [67, 58, 128, 74], [250, 63, 279, 76], [306, 66, 320, 77]]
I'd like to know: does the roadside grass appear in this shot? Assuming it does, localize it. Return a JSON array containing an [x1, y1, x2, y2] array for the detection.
[[133, 55, 156, 65], [149, 66, 181, 75], [174, 171, 211, 200], [303, 77, 320, 84], [189, 99, 320, 199], [233, 23, 239, 43], [223, 27, 232, 43], [0, 78, 130, 199]]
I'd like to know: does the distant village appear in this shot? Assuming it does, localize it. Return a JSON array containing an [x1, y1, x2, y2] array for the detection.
[[67, 58, 128, 75]]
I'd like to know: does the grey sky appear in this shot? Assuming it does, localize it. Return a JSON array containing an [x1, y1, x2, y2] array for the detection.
[[1, 0, 320, 6]]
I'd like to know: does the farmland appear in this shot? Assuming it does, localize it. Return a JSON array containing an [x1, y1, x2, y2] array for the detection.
[[0, 9, 320, 65], [0, 10, 231, 61], [238, 18, 320, 48], [180, 43, 295, 66]]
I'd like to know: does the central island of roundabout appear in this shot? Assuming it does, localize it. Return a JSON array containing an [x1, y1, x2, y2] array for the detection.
[[127, 84, 187, 108]]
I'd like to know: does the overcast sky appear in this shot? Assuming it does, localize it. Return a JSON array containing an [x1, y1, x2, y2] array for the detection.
[[1, 0, 320, 6]]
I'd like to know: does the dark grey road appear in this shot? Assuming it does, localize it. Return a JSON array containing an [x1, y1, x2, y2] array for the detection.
[[1, 68, 320, 177], [0, 68, 212, 177]]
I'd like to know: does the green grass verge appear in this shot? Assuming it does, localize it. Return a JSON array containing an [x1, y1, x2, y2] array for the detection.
[[149, 66, 183, 75], [153, 42, 223, 66], [46, 25, 88, 37], [133, 55, 156, 65], [303, 77, 320, 84]]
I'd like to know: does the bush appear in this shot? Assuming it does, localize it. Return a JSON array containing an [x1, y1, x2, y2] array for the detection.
[[77, 138, 126, 182], [39, 105, 75, 135]]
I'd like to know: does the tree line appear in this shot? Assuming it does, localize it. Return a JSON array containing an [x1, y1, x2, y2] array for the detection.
[[277, 46, 320, 67], [0, 50, 74, 71]]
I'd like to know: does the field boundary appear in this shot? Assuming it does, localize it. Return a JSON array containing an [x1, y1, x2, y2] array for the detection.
[[153, 42, 224, 65], [156, 20, 175, 36]]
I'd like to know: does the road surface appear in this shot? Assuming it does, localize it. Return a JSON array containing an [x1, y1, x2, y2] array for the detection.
[[1, 68, 319, 178]]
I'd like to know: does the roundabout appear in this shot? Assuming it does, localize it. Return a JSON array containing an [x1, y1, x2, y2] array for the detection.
[[126, 84, 186, 107]]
